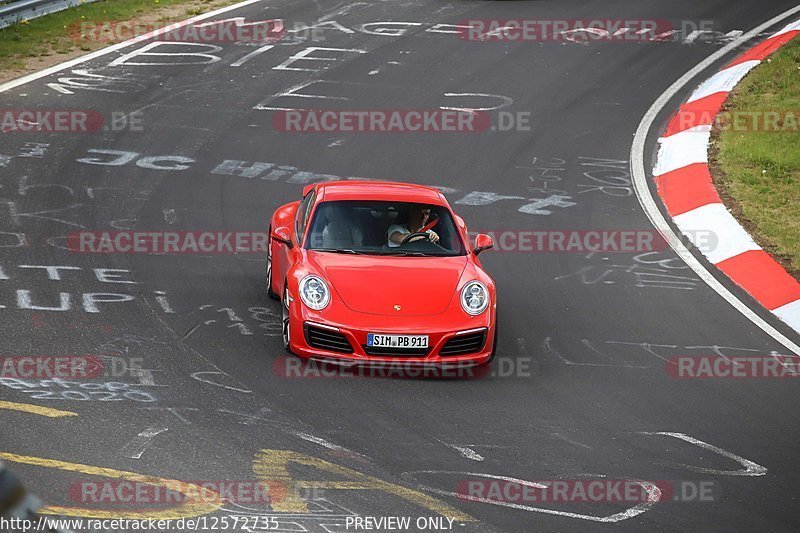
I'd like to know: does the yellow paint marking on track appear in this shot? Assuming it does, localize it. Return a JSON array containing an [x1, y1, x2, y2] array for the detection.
[[0, 401, 77, 418], [253, 449, 475, 521], [0, 453, 222, 519]]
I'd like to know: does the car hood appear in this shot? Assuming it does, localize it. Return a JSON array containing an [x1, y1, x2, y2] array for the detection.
[[308, 252, 469, 316]]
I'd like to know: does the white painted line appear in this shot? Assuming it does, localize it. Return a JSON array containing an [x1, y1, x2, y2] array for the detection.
[[775, 19, 800, 36], [422, 484, 659, 523], [109, 41, 223, 67], [447, 444, 484, 462], [686, 60, 760, 103], [411, 470, 548, 489], [230, 44, 274, 67], [190, 371, 252, 393], [630, 6, 800, 357], [454, 446, 484, 462], [294, 432, 349, 452], [440, 92, 513, 113], [544, 337, 649, 369], [673, 203, 761, 263], [774, 299, 800, 330], [0, 0, 265, 93], [653, 128, 711, 175], [433, 438, 485, 461], [292, 431, 373, 464], [550, 432, 592, 449], [121, 426, 169, 459], [641, 432, 767, 476]]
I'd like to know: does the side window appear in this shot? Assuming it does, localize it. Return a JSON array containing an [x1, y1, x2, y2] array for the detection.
[[296, 190, 316, 244]]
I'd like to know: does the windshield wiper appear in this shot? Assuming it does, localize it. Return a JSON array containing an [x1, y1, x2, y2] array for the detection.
[[381, 251, 430, 257], [316, 248, 363, 255]]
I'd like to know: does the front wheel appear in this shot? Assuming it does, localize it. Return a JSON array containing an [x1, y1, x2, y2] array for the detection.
[[266, 227, 278, 300], [282, 283, 292, 353], [482, 307, 499, 366]]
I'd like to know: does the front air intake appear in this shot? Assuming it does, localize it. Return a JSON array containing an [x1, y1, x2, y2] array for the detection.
[[304, 324, 354, 354], [440, 330, 487, 356]]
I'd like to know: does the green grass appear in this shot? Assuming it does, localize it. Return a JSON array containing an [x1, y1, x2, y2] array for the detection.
[[0, 0, 221, 72], [716, 37, 800, 275]]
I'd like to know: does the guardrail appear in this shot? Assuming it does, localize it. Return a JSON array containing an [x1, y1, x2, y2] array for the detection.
[[0, 0, 100, 30]]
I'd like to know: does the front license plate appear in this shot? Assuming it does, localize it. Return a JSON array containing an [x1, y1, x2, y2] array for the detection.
[[367, 333, 429, 349]]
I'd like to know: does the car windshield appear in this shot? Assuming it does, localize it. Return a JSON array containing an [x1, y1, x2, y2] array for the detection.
[[305, 200, 466, 256]]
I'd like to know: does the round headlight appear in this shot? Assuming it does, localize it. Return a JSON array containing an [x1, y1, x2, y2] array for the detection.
[[461, 281, 489, 315], [299, 275, 330, 310]]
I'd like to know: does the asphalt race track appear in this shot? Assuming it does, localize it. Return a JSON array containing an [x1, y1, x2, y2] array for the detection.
[[2, 1, 800, 531]]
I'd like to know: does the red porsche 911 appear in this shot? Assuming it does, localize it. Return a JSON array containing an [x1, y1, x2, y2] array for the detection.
[[266, 180, 497, 367]]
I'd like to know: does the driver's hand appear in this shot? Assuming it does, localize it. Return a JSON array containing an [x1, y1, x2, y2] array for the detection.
[[428, 230, 440, 243]]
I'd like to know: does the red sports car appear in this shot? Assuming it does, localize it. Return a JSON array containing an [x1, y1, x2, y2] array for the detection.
[[266, 180, 497, 367]]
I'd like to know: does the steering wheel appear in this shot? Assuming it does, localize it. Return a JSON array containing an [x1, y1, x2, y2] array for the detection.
[[401, 232, 434, 245]]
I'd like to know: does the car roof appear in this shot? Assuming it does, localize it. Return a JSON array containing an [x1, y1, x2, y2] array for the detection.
[[316, 180, 447, 205]]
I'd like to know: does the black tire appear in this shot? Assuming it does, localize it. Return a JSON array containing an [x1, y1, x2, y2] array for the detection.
[[282, 282, 292, 354], [266, 226, 279, 300], [484, 306, 499, 365]]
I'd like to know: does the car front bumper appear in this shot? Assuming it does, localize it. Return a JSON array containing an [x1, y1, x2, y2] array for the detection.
[[286, 301, 496, 367]]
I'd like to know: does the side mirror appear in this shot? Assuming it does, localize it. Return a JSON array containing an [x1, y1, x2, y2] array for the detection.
[[473, 234, 493, 255], [272, 226, 294, 249]]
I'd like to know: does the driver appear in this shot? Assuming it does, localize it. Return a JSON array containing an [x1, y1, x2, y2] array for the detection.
[[387, 205, 440, 247]]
